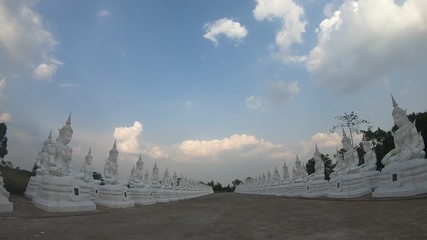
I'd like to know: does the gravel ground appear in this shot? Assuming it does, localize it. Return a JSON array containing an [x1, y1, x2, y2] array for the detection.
[[1, 193, 427, 240]]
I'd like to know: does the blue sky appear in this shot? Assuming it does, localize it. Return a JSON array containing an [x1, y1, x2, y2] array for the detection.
[[1, 0, 427, 185]]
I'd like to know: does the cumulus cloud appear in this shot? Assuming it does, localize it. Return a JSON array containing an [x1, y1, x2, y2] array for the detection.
[[146, 146, 169, 160], [113, 121, 143, 154], [179, 134, 259, 157], [0, 0, 61, 80], [307, 0, 427, 92], [32, 59, 63, 81], [203, 18, 248, 47], [253, 0, 307, 63], [245, 96, 263, 110], [0, 112, 11, 122], [266, 80, 300, 105]]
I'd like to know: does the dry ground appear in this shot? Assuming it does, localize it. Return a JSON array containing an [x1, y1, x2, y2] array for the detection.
[[1, 193, 427, 240]]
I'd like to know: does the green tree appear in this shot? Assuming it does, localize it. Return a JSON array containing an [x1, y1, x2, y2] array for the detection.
[[331, 111, 370, 147], [306, 158, 315, 175], [232, 179, 242, 187], [306, 154, 335, 180], [0, 123, 8, 164], [361, 127, 394, 171]]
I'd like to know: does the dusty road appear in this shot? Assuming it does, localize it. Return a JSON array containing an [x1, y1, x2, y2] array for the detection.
[[1, 193, 427, 240]]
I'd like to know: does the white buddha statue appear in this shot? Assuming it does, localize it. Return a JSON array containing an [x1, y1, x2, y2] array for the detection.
[[330, 149, 345, 178], [162, 168, 171, 187], [46, 114, 73, 176], [272, 166, 281, 185], [282, 160, 290, 182], [151, 162, 159, 185], [172, 171, 178, 187], [103, 140, 119, 184], [342, 129, 360, 172], [313, 145, 324, 176], [360, 140, 377, 172], [266, 170, 272, 185], [381, 95, 425, 165], [143, 170, 150, 185], [79, 148, 94, 183], [35, 130, 54, 175], [294, 155, 308, 180], [130, 154, 144, 184]]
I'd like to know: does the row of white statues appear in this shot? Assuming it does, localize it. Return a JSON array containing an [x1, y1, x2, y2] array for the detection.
[[236, 96, 427, 198], [17, 114, 212, 213]]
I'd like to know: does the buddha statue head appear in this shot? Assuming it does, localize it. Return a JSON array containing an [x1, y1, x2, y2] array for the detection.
[[85, 147, 93, 165], [57, 113, 73, 145], [341, 129, 352, 151], [391, 95, 410, 128], [108, 140, 119, 162], [136, 154, 144, 171]]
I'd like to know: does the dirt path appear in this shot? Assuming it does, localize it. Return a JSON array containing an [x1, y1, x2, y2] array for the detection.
[[1, 193, 427, 240]]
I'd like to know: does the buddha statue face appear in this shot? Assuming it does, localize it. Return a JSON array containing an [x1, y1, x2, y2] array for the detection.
[[392, 111, 406, 128], [59, 130, 72, 145], [136, 161, 143, 171], [85, 154, 93, 165]]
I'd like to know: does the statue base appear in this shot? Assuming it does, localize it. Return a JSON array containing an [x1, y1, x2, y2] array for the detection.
[[95, 184, 135, 208], [302, 175, 328, 198], [32, 175, 96, 212], [276, 182, 291, 196], [0, 195, 13, 212], [361, 169, 380, 190], [327, 172, 371, 198], [130, 184, 156, 205], [373, 158, 427, 198], [24, 175, 42, 199], [151, 184, 169, 203], [289, 179, 307, 197]]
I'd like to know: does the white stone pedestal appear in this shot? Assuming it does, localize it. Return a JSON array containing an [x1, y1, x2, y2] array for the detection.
[[0, 195, 13, 212], [361, 170, 380, 191], [95, 184, 135, 208], [327, 172, 371, 198], [151, 184, 168, 203], [302, 175, 328, 198], [373, 158, 427, 198], [276, 182, 291, 196], [0, 175, 12, 212], [24, 175, 42, 199], [130, 184, 156, 205], [289, 179, 307, 197], [32, 175, 96, 212]]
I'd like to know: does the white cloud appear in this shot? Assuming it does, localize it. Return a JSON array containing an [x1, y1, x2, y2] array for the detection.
[[32, 59, 63, 81], [253, 0, 307, 63], [0, 112, 11, 122], [146, 146, 169, 159], [245, 96, 263, 110], [266, 80, 300, 105], [203, 18, 248, 47], [178, 134, 259, 157], [113, 121, 143, 154], [98, 10, 110, 17], [0, 0, 61, 80], [307, 0, 427, 92]]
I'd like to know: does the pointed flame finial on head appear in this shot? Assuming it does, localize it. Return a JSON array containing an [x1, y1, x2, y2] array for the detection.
[[66, 113, 72, 125], [315, 144, 319, 152], [342, 128, 347, 137], [139, 153, 142, 161], [391, 94, 398, 108], [113, 139, 117, 148], [88, 147, 92, 155], [48, 129, 52, 139]]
